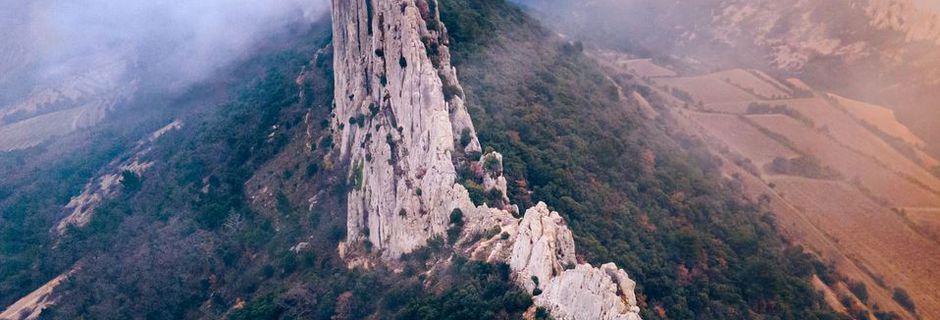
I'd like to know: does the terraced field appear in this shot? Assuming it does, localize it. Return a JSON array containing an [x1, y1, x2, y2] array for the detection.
[[599, 52, 940, 319], [620, 58, 677, 78], [690, 112, 797, 166], [780, 98, 940, 191], [903, 208, 940, 241], [749, 114, 940, 207], [0, 64, 131, 151], [709, 69, 792, 99], [831, 94, 926, 148], [702, 100, 755, 114], [771, 177, 940, 320], [658, 75, 756, 104], [0, 102, 108, 151]]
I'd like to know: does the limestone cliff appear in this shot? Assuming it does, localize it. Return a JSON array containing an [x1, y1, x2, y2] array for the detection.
[[331, 0, 482, 260], [329, 1, 642, 319]]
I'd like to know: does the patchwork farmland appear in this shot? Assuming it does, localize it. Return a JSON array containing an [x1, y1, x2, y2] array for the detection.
[[597, 52, 940, 320]]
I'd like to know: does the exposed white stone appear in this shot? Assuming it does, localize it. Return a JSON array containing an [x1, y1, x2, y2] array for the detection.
[[480, 152, 512, 207], [0, 271, 74, 320], [331, 0, 488, 259], [509, 203, 577, 293], [330, 1, 642, 319], [536, 263, 643, 320], [55, 120, 182, 234]]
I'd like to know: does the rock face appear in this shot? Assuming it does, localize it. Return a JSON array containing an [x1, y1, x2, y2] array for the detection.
[[0, 271, 72, 320], [329, 1, 641, 319], [537, 263, 642, 320], [509, 203, 577, 293], [56, 120, 182, 234], [331, 0, 482, 259]]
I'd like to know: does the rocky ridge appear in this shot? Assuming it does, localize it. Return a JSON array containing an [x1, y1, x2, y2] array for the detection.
[[328, 0, 641, 318], [867, 0, 940, 44], [55, 120, 183, 234]]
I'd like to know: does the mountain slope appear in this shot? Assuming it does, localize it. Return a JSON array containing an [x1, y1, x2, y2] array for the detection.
[[517, 0, 940, 158], [328, 1, 641, 318], [1, 1, 850, 319], [587, 47, 940, 318], [442, 0, 842, 318]]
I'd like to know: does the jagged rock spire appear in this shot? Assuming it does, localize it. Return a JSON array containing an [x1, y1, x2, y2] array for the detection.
[[330, 1, 642, 319]]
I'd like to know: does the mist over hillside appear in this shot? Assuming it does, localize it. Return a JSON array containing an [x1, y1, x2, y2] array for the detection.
[[0, 0, 328, 151], [2, 1, 939, 319], [515, 0, 940, 156], [2, 0, 328, 93]]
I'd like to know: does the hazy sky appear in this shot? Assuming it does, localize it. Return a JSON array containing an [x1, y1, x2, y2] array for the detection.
[[915, 0, 940, 10]]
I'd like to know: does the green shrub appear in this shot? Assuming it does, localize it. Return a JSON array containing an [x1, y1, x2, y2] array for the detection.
[[120, 170, 142, 191], [848, 281, 869, 303], [450, 208, 464, 225], [443, 84, 462, 100], [229, 295, 283, 320], [460, 128, 473, 148], [892, 288, 916, 313], [463, 180, 486, 205], [305, 163, 319, 177]]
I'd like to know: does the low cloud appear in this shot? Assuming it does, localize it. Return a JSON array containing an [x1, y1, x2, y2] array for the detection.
[[2, 0, 330, 98]]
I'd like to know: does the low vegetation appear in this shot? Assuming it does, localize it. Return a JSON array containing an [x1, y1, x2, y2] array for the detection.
[[892, 288, 916, 313], [848, 281, 869, 304], [0, 17, 536, 319], [442, 0, 841, 318], [747, 102, 816, 128], [766, 156, 843, 180]]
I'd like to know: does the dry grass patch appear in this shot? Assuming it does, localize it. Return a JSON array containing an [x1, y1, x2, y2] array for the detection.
[[779, 98, 940, 191], [830, 94, 925, 148], [770, 177, 940, 320], [749, 114, 940, 207], [689, 112, 798, 166], [620, 58, 677, 78]]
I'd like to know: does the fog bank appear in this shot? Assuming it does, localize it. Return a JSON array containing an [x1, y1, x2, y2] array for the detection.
[[0, 0, 330, 102]]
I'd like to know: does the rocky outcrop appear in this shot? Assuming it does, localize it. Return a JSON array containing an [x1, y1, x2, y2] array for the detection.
[[509, 203, 577, 293], [331, 0, 483, 259], [0, 271, 72, 320], [329, 1, 642, 318], [537, 263, 642, 320], [55, 120, 182, 234], [507, 204, 641, 320]]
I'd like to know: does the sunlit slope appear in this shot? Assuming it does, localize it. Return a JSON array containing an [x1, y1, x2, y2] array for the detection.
[[597, 52, 940, 320]]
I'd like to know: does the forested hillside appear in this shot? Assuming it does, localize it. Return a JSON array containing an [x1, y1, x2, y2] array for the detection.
[[442, 0, 842, 318]]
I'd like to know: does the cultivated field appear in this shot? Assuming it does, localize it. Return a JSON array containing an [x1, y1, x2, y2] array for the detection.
[[709, 69, 792, 99], [748, 114, 940, 207], [702, 100, 754, 114], [771, 177, 940, 320], [0, 103, 107, 151], [658, 75, 757, 104], [620, 58, 678, 78], [690, 112, 798, 166], [780, 98, 940, 191], [601, 55, 940, 319], [831, 94, 926, 148], [902, 208, 940, 241]]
